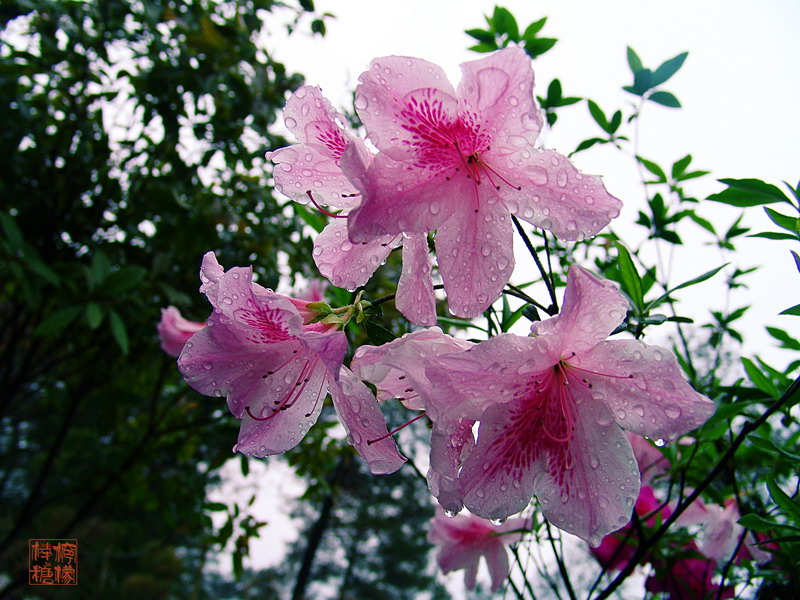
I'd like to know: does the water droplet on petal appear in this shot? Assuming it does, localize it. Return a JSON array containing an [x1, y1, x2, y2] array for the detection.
[[444, 509, 457, 518], [490, 517, 506, 526], [556, 169, 568, 188], [284, 117, 297, 129], [665, 406, 682, 419]]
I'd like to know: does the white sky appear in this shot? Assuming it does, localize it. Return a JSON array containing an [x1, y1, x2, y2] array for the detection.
[[229, 0, 800, 593]]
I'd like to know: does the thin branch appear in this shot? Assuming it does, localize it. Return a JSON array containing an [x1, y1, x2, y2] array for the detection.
[[511, 216, 558, 314]]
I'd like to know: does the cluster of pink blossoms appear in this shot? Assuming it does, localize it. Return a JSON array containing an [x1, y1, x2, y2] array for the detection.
[[170, 46, 721, 590], [591, 433, 770, 599]]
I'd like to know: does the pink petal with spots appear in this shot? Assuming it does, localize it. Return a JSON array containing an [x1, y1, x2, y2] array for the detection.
[[457, 396, 547, 523], [345, 150, 467, 241], [574, 339, 716, 441], [531, 393, 640, 547], [425, 334, 553, 423], [313, 218, 401, 291], [268, 86, 366, 210], [355, 56, 456, 159], [177, 318, 301, 419], [506, 149, 622, 241], [351, 327, 472, 410], [531, 265, 628, 355], [396, 233, 437, 326], [329, 367, 406, 475], [436, 193, 514, 318], [199, 251, 225, 298], [233, 350, 330, 456], [458, 47, 542, 155]]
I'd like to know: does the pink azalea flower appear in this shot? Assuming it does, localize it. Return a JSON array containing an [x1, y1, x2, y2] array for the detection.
[[428, 507, 530, 591], [351, 328, 474, 513], [645, 543, 734, 600], [425, 266, 716, 545], [293, 277, 328, 303], [268, 86, 436, 325], [676, 496, 771, 563], [157, 306, 205, 357], [177, 252, 405, 475], [345, 47, 622, 317]]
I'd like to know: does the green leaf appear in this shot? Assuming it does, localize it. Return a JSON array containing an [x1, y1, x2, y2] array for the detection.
[[687, 212, 716, 234], [365, 318, 396, 346], [90, 251, 112, 287], [767, 477, 800, 523], [646, 264, 727, 310], [648, 90, 681, 108], [741, 357, 779, 397], [738, 513, 781, 533], [587, 100, 609, 132], [749, 231, 797, 241], [767, 326, 800, 351], [465, 28, 494, 44], [763, 207, 799, 235], [293, 202, 326, 233], [86, 302, 104, 329], [751, 435, 800, 461], [637, 156, 667, 181], [707, 178, 791, 207], [573, 138, 604, 153], [652, 52, 688, 86], [547, 78, 562, 102], [205, 502, 228, 512], [615, 242, 644, 311], [469, 42, 498, 54], [632, 69, 653, 95], [492, 6, 519, 41], [24, 254, 60, 286], [626, 46, 643, 72], [33, 305, 83, 336], [522, 17, 547, 38], [0, 212, 24, 249], [523, 37, 557, 58], [780, 303, 800, 316], [103, 265, 148, 295], [672, 155, 692, 178], [108, 308, 129, 355]]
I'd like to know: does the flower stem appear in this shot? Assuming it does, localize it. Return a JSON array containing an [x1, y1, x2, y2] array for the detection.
[[511, 216, 558, 314]]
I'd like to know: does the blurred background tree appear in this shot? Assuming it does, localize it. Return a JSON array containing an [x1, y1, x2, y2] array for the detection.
[[0, 1, 438, 597]]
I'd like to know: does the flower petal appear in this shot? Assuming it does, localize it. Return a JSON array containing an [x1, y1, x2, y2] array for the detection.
[[329, 367, 406, 474], [484, 542, 511, 592], [233, 351, 329, 456], [436, 191, 514, 318], [458, 397, 545, 521], [574, 339, 716, 441], [426, 334, 552, 423], [268, 86, 364, 209], [396, 233, 437, 326], [178, 318, 301, 417], [507, 149, 621, 241], [313, 219, 401, 291], [531, 265, 628, 355], [351, 327, 472, 410], [458, 47, 542, 156], [346, 151, 467, 240], [355, 55, 457, 158], [428, 420, 475, 514], [532, 395, 641, 547]]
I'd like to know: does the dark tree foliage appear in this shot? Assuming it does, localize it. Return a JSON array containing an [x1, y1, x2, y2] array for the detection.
[[0, 0, 316, 597]]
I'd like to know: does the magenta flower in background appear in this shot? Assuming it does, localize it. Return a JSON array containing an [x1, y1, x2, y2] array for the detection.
[[177, 252, 405, 474], [157, 306, 205, 357], [428, 507, 530, 591], [268, 86, 437, 325], [425, 266, 716, 545], [346, 47, 622, 317]]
